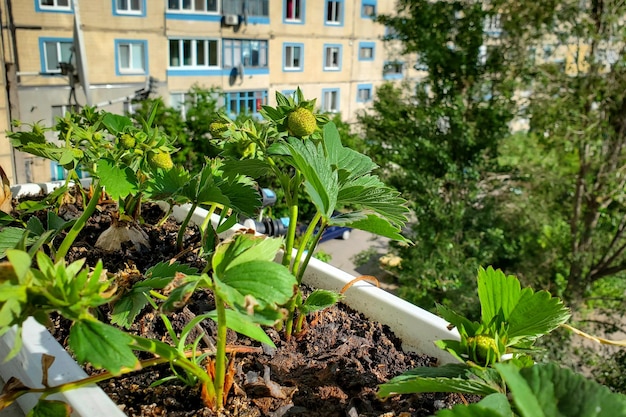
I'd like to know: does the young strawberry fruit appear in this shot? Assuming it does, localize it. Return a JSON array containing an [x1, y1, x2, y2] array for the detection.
[[148, 151, 174, 170], [467, 334, 499, 366], [209, 121, 230, 138], [119, 133, 136, 149], [287, 107, 317, 137]]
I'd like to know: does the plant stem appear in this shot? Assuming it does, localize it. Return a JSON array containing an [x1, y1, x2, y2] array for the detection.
[[55, 179, 103, 260], [292, 213, 323, 283], [213, 292, 228, 410], [2, 346, 222, 408], [199, 204, 218, 236], [176, 202, 198, 251], [283, 203, 299, 268]]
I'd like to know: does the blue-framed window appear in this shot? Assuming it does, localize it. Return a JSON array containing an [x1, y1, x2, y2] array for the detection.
[[284, 0, 304, 24], [167, 0, 218, 13], [321, 88, 340, 113], [282, 89, 296, 98], [325, 0, 343, 26], [361, 0, 376, 18], [358, 42, 375, 61], [113, 0, 146, 17], [35, 0, 73, 13], [223, 39, 268, 69], [323, 44, 342, 71], [115, 39, 148, 75], [283, 43, 303, 71], [357, 84, 372, 103], [383, 61, 404, 79], [39, 37, 74, 74], [223, 0, 268, 18], [225, 90, 268, 116], [169, 38, 219, 68]]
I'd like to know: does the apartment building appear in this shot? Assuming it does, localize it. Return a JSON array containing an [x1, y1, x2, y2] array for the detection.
[[0, 0, 410, 184]]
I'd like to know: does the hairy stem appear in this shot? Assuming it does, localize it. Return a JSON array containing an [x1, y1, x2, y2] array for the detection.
[[213, 292, 228, 410], [176, 202, 198, 251], [55, 179, 103, 260]]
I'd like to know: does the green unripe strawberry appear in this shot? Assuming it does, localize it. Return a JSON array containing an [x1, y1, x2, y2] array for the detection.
[[119, 133, 136, 149], [467, 335, 499, 365], [287, 107, 317, 137], [209, 121, 230, 138], [148, 151, 173, 171]]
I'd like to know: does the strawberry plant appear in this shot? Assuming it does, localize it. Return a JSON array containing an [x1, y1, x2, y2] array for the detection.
[[377, 266, 626, 416], [0, 230, 296, 413], [212, 88, 412, 337], [8, 105, 259, 257], [1, 88, 411, 414]]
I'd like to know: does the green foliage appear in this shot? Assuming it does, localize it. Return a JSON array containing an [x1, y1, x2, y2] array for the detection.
[[218, 88, 411, 336], [378, 268, 626, 416]]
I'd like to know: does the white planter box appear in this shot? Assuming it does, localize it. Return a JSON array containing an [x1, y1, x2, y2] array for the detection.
[[0, 189, 459, 417]]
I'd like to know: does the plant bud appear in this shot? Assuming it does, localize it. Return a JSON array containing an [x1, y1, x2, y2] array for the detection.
[[287, 107, 317, 137], [209, 121, 230, 138], [467, 335, 499, 366], [119, 133, 136, 149], [148, 151, 173, 171]]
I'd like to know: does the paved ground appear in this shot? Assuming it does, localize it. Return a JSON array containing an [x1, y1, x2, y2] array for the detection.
[[317, 228, 398, 291]]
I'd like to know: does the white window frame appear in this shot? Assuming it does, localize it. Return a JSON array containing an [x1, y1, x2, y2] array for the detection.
[[115, 0, 143, 15], [223, 39, 268, 69], [43, 40, 74, 74], [39, 0, 71, 11], [285, 0, 302, 22], [167, 0, 219, 13], [326, 0, 341, 24], [117, 41, 146, 74], [170, 92, 195, 119], [324, 45, 341, 70], [322, 89, 339, 113], [168, 38, 220, 68], [284, 44, 303, 70]]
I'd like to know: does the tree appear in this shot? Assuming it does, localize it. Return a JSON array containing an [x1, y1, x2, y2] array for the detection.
[[523, 0, 626, 303], [359, 0, 521, 317]]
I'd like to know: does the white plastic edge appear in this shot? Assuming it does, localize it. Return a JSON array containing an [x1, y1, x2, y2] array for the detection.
[[0, 192, 460, 416], [0, 318, 125, 417]]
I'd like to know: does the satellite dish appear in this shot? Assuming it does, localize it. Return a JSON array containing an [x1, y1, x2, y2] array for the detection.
[[237, 63, 245, 82], [72, 0, 91, 106]]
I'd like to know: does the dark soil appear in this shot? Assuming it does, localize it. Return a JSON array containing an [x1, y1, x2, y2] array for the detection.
[[43, 201, 472, 416]]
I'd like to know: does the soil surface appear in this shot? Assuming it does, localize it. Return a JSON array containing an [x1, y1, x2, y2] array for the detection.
[[41, 201, 472, 416]]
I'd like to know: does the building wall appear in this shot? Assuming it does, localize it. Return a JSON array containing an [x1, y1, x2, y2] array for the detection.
[[0, 0, 401, 183]]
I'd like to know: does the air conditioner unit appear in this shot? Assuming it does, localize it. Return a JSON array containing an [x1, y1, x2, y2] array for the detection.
[[224, 14, 239, 25]]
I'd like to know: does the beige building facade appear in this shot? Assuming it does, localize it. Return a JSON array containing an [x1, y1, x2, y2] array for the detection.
[[0, 0, 411, 184]]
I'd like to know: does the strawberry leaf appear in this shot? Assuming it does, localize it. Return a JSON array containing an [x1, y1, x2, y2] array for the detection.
[[96, 158, 138, 200], [69, 319, 139, 375]]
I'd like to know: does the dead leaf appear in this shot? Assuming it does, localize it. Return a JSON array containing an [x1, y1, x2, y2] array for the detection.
[[41, 353, 56, 388]]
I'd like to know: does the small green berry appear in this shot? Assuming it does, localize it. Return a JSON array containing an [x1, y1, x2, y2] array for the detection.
[[209, 121, 230, 138], [287, 107, 317, 137], [119, 133, 136, 149], [467, 335, 499, 365], [148, 151, 173, 170]]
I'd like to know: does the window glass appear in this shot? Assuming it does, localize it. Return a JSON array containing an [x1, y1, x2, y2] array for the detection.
[[324, 46, 340, 69], [43, 41, 73, 73], [286, 0, 301, 20], [359, 46, 373, 59], [326, 1, 341, 23]]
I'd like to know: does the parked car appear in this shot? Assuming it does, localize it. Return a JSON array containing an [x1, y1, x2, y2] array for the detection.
[[319, 225, 352, 242]]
